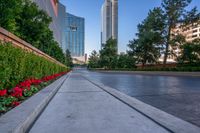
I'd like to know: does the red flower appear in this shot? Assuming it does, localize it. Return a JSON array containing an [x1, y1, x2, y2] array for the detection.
[[31, 79, 42, 85], [0, 89, 7, 96], [19, 80, 31, 90], [12, 101, 20, 107], [11, 87, 23, 98]]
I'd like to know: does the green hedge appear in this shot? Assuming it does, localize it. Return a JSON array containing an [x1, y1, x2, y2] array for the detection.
[[0, 42, 68, 90], [134, 67, 200, 72]]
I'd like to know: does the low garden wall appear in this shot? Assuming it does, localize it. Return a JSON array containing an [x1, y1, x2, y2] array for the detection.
[[0, 27, 65, 67]]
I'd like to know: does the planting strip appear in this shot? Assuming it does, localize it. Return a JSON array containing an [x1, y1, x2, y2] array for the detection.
[[0, 72, 70, 133]]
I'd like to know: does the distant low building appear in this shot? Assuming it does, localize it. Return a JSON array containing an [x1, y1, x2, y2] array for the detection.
[[159, 21, 200, 63], [72, 54, 87, 64]]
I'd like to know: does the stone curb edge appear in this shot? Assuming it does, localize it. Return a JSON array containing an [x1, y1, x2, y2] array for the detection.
[[82, 75, 200, 133], [0, 72, 71, 133], [91, 70, 200, 77]]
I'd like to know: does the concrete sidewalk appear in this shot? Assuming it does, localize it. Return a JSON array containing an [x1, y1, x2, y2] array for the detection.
[[29, 72, 170, 133]]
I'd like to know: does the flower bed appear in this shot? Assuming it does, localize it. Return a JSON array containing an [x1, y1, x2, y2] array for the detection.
[[0, 71, 69, 113], [0, 42, 70, 114]]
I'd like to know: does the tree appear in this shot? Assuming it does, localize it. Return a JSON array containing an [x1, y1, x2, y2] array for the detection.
[[161, 0, 192, 65], [0, 0, 68, 66], [117, 54, 135, 69], [88, 50, 100, 68], [65, 49, 73, 68], [128, 8, 165, 66], [177, 39, 200, 63], [0, 0, 22, 33], [16, 0, 52, 48], [99, 38, 118, 69]]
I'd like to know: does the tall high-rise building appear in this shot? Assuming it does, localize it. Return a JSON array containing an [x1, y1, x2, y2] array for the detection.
[[101, 0, 118, 49], [31, 0, 86, 63], [65, 13, 85, 57]]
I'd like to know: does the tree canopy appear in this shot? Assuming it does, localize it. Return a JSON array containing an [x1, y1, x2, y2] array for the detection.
[[0, 0, 70, 66]]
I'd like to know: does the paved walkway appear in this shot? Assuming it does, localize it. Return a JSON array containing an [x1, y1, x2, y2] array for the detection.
[[29, 71, 170, 133]]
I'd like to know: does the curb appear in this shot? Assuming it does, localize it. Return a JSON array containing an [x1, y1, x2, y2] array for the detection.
[[0, 73, 70, 133], [82, 75, 200, 133], [91, 70, 200, 77]]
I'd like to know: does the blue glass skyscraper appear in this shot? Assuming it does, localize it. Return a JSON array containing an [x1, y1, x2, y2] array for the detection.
[[66, 13, 85, 57]]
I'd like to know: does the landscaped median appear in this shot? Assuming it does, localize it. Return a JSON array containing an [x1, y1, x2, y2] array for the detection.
[[0, 42, 70, 114]]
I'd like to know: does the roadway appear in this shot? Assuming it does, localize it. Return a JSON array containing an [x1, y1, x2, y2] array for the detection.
[[79, 69, 200, 127]]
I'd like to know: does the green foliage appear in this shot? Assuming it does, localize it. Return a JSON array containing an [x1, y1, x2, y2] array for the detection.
[[177, 39, 200, 63], [65, 49, 73, 68], [23, 86, 38, 97], [88, 50, 100, 68], [0, 0, 22, 32], [161, 0, 193, 64], [88, 41, 135, 70], [0, 0, 69, 66], [23, 89, 33, 97], [0, 96, 17, 112], [127, 0, 200, 66], [99, 38, 118, 69], [134, 66, 200, 72], [128, 8, 164, 65], [0, 43, 68, 89], [31, 86, 39, 93], [117, 54, 136, 69]]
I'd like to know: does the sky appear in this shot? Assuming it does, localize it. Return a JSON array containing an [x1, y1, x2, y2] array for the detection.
[[59, 0, 200, 56]]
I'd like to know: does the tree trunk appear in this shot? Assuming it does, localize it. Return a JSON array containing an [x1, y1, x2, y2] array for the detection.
[[163, 25, 172, 65]]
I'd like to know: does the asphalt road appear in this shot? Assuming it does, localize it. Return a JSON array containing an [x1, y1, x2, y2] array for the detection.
[[78, 69, 200, 127]]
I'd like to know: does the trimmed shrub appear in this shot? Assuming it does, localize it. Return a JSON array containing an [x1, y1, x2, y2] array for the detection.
[[0, 42, 68, 90]]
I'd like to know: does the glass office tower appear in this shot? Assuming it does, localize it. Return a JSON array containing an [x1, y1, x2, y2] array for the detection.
[[66, 13, 85, 57], [101, 0, 118, 50]]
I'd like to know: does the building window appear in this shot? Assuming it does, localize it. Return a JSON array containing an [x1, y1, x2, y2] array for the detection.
[[193, 30, 198, 33], [70, 26, 77, 31], [192, 25, 198, 29], [192, 34, 198, 38]]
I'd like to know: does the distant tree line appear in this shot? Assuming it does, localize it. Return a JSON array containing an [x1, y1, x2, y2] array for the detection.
[[88, 38, 135, 69], [0, 0, 73, 67], [88, 0, 200, 69]]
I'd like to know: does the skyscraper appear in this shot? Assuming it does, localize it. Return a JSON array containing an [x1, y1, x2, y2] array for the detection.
[[65, 13, 85, 57], [101, 0, 118, 50]]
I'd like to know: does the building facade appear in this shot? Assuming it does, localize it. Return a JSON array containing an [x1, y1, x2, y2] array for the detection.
[[65, 13, 85, 57], [172, 22, 200, 42], [31, 0, 86, 63], [159, 22, 200, 62], [101, 0, 118, 49], [31, 0, 67, 52]]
